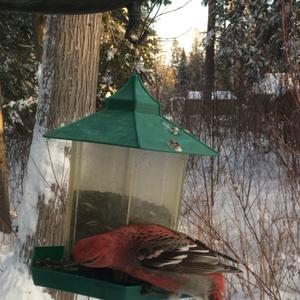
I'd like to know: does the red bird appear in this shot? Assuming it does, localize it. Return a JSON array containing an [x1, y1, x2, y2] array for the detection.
[[71, 224, 241, 299]]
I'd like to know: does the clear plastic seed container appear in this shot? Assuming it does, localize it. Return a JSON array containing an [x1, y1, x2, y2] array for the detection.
[[66, 142, 188, 247]]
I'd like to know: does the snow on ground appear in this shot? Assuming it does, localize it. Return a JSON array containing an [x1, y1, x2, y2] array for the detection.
[[2, 137, 299, 299], [1, 113, 299, 300], [0, 243, 52, 300], [182, 135, 300, 299], [15, 124, 71, 245], [0, 122, 71, 299]]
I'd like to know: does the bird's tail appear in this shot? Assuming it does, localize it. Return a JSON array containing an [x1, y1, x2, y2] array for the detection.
[[219, 262, 242, 273]]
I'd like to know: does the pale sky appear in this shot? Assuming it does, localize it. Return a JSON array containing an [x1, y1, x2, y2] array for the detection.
[[153, 0, 208, 57]]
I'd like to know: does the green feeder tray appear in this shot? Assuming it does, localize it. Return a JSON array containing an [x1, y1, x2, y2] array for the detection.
[[32, 246, 185, 300]]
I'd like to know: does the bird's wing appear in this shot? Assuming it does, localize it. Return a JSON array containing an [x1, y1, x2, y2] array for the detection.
[[135, 225, 241, 274]]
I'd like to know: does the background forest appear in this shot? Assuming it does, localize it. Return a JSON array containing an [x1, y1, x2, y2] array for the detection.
[[0, 1, 299, 299]]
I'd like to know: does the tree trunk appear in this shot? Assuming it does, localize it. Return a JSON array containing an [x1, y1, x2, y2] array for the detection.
[[19, 14, 102, 300], [203, 0, 217, 226], [0, 84, 11, 233], [38, 15, 102, 130], [203, 0, 216, 101]]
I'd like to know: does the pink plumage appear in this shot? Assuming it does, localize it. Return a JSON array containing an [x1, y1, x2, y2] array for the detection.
[[72, 224, 241, 299]]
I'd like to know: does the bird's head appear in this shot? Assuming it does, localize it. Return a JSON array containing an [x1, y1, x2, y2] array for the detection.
[[71, 233, 115, 268]]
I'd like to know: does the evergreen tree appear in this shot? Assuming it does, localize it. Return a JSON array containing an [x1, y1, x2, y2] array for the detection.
[[176, 49, 189, 95], [97, 9, 160, 101], [216, 0, 270, 95], [188, 32, 204, 91], [211, 0, 296, 95], [0, 13, 37, 103], [171, 39, 181, 69]]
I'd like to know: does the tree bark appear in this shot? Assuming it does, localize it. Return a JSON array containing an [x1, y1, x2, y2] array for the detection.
[[36, 13, 102, 243], [0, 84, 11, 233], [203, 0, 216, 101], [20, 14, 102, 300], [38, 15, 102, 129]]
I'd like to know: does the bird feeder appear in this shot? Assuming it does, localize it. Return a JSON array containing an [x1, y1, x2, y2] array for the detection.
[[32, 75, 218, 299]]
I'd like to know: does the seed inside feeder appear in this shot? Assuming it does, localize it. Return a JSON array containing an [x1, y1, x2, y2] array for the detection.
[[72, 191, 172, 241]]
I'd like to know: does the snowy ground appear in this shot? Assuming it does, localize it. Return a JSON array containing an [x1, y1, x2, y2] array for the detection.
[[0, 244, 52, 300], [1, 127, 299, 299], [0, 228, 53, 300], [181, 131, 300, 300]]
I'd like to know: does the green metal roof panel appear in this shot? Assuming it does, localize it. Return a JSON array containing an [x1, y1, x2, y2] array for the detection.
[[106, 75, 160, 114], [135, 112, 218, 156], [44, 110, 139, 148], [44, 75, 219, 156], [133, 77, 160, 115]]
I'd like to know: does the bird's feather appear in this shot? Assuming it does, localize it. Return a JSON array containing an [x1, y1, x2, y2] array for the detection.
[[134, 224, 241, 274]]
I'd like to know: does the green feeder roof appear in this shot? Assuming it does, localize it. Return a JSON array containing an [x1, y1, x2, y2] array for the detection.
[[44, 75, 218, 156]]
